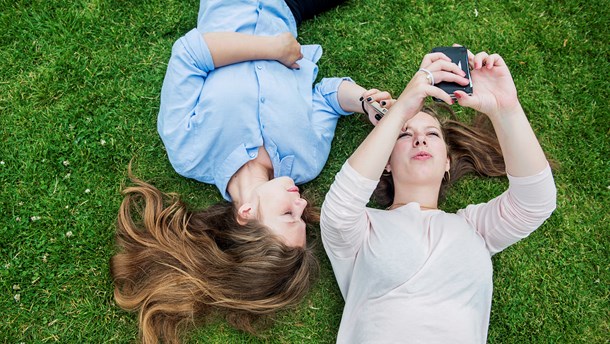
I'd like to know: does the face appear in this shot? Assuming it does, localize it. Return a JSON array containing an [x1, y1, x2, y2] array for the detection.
[[388, 111, 450, 185], [250, 177, 307, 248]]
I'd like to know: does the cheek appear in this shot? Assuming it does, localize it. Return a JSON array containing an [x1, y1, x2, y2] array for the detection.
[[390, 140, 410, 160]]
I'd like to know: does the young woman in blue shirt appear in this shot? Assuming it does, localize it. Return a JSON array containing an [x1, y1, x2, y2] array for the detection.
[[109, 1, 391, 343]]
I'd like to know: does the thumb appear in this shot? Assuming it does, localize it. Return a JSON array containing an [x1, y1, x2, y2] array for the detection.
[[290, 62, 301, 70], [454, 91, 481, 111]]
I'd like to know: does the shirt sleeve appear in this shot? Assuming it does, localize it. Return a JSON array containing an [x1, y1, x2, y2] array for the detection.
[[457, 164, 557, 255], [321, 161, 378, 259], [310, 77, 354, 132], [157, 29, 215, 173]]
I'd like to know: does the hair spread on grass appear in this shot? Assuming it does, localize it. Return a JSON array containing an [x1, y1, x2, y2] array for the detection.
[[373, 103, 507, 207], [109, 173, 319, 344]]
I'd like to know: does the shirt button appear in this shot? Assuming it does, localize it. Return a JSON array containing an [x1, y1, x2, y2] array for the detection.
[[249, 153, 256, 158], [257, 65, 262, 70], [260, 97, 265, 103]]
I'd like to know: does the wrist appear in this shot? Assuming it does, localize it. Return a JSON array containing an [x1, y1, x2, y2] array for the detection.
[[488, 102, 525, 121], [261, 36, 280, 61]]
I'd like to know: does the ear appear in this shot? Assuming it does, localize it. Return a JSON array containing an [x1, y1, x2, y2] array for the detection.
[[445, 155, 451, 172], [385, 159, 392, 173], [236, 203, 256, 225]]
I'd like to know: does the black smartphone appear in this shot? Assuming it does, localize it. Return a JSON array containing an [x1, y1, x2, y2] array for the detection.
[[431, 46, 472, 101]]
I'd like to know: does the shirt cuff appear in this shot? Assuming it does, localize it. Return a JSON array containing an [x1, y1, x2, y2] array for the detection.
[[318, 77, 355, 116], [180, 28, 216, 73]]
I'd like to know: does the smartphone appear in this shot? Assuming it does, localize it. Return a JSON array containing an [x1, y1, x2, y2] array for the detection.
[[369, 100, 388, 121], [431, 46, 472, 101]]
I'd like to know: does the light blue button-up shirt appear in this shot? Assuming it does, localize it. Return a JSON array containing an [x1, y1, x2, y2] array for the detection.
[[158, 0, 353, 201]]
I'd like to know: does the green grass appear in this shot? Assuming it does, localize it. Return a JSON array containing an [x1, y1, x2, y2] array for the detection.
[[1, 0, 608, 342]]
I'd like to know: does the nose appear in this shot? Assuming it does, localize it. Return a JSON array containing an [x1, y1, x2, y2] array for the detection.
[[293, 198, 307, 219], [413, 134, 427, 147]]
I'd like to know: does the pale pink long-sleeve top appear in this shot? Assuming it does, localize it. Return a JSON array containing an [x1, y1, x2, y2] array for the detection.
[[321, 162, 556, 344]]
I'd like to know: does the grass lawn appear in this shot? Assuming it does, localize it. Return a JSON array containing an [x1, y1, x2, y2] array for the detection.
[[1, 0, 608, 342]]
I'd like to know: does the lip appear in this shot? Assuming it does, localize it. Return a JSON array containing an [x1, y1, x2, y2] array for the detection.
[[287, 186, 300, 193], [412, 151, 432, 160]]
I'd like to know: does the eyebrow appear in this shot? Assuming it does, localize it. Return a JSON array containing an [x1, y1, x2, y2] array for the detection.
[[405, 125, 441, 131]]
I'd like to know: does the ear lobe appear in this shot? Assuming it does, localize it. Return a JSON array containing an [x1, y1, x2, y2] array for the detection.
[[236, 203, 255, 225], [385, 161, 392, 173]]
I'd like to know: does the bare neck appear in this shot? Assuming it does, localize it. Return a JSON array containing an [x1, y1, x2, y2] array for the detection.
[[226, 147, 273, 206], [391, 181, 441, 210]]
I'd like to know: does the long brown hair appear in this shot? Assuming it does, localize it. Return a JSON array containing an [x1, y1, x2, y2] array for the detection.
[[372, 104, 506, 207], [110, 174, 319, 344]]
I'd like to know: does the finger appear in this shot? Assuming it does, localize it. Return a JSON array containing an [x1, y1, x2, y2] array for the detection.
[[420, 52, 452, 68], [454, 90, 480, 110], [369, 91, 392, 102], [290, 62, 301, 69], [434, 71, 470, 85], [430, 87, 454, 105], [484, 53, 504, 69], [360, 88, 380, 101], [430, 59, 467, 76], [466, 49, 475, 70], [473, 51, 489, 70], [380, 98, 397, 109]]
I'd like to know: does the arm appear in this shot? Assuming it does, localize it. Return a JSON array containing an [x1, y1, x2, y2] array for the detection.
[[203, 32, 303, 69], [454, 52, 548, 177], [459, 165, 556, 254], [321, 162, 379, 297], [321, 163, 378, 258], [348, 53, 468, 180], [453, 51, 556, 253]]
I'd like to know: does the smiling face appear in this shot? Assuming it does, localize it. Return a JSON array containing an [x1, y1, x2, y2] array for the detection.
[[249, 176, 307, 248], [388, 111, 450, 187]]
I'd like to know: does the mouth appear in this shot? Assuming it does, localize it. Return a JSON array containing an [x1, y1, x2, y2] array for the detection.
[[287, 186, 300, 193], [412, 151, 432, 160]]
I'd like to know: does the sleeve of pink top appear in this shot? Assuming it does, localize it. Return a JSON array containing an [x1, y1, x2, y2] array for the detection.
[[457, 163, 557, 255], [321, 161, 379, 259]]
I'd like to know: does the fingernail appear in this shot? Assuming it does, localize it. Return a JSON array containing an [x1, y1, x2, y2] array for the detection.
[[381, 101, 386, 106], [366, 97, 372, 102], [375, 114, 382, 121], [359, 96, 364, 101]]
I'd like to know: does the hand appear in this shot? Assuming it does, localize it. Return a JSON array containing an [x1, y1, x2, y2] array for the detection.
[[274, 32, 303, 69], [393, 51, 470, 118], [360, 89, 394, 125], [454, 51, 520, 117]]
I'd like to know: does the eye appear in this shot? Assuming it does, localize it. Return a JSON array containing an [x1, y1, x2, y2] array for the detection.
[[283, 211, 293, 216], [398, 132, 412, 139], [427, 131, 440, 137]]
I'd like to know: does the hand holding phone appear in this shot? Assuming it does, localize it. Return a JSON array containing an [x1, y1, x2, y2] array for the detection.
[[431, 46, 473, 101], [369, 100, 388, 121]]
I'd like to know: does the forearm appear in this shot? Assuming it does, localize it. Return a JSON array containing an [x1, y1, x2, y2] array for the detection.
[[338, 80, 402, 179], [348, 100, 414, 180], [202, 32, 277, 68], [337, 81, 367, 113], [489, 104, 549, 177]]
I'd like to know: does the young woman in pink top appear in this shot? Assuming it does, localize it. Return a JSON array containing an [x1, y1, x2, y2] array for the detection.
[[321, 48, 557, 343]]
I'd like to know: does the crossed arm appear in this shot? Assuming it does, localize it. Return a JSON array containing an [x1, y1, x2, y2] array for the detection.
[[203, 31, 388, 115], [202, 32, 303, 69]]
